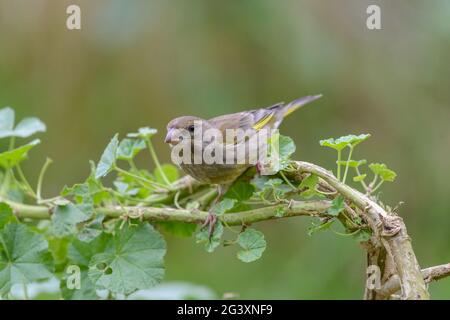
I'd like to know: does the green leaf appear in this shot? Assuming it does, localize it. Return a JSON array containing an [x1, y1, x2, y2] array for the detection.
[[51, 203, 91, 237], [369, 163, 397, 182], [88, 222, 166, 295], [127, 127, 158, 139], [0, 223, 54, 296], [196, 222, 223, 253], [0, 107, 15, 138], [352, 229, 372, 242], [47, 236, 70, 270], [320, 134, 370, 151], [299, 174, 318, 189], [117, 138, 146, 161], [337, 159, 367, 168], [77, 214, 105, 242], [300, 189, 318, 199], [68, 232, 111, 268], [0, 107, 46, 138], [266, 134, 296, 172], [278, 135, 296, 160], [157, 222, 197, 238], [0, 203, 18, 229], [328, 195, 345, 216], [13, 117, 46, 138], [61, 270, 97, 300], [319, 138, 348, 151], [61, 232, 111, 300], [95, 134, 119, 180], [224, 181, 255, 202], [154, 164, 179, 184], [251, 175, 269, 190], [353, 174, 367, 182], [307, 219, 335, 236], [212, 198, 237, 216], [236, 229, 266, 263], [0, 139, 40, 169]]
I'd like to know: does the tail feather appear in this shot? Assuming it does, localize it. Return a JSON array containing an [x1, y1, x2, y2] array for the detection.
[[283, 94, 322, 117]]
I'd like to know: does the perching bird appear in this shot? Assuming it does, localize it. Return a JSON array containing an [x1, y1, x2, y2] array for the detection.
[[165, 95, 322, 235]]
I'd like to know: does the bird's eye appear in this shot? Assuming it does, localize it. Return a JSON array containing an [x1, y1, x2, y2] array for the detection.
[[187, 125, 195, 133]]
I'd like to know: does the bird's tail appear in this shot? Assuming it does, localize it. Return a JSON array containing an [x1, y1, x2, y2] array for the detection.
[[283, 94, 322, 118]]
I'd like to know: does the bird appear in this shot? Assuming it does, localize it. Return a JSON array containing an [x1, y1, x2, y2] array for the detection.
[[164, 95, 322, 236]]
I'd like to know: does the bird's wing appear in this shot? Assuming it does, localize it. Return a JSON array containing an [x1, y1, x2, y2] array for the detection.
[[209, 102, 285, 133]]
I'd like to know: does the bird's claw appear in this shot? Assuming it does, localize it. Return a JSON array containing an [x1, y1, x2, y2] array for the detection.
[[201, 212, 217, 239]]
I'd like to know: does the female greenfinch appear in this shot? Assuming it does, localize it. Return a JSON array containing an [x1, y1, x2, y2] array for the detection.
[[165, 95, 321, 235]]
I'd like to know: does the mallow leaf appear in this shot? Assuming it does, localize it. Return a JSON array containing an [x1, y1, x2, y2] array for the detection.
[[0, 203, 18, 229], [196, 222, 223, 253], [320, 134, 370, 151], [337, 159, 367, 168], [369, 163, 397, 182], [328, 195, 345, 216], [0, 107, 46, 138], [0, 139, 40, 169], [95, 134, 119, 179], [117, 138, 146, 161], [0, 107, 15, 137], [127, 127, 157, 139], [88, 222, 166, 295], [154, 164, 179, 184], [12, 118, 46, 138], [353, 174, 367, 182], [236, 229, 266, 263], [51, 203, 91, 237], [61, 232, 111, 300], [0, 223, 54, 296], [212, 198, 237, 216]]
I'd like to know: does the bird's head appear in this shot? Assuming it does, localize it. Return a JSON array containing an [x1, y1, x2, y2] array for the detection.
[[165, 116, 211, 146]]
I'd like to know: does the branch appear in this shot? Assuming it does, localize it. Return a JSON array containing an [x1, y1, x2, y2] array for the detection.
[[377, 263, 450, 298], [2, 160, 435, 300], [291, 161, 430, 300], [6, 198, 332, 226]]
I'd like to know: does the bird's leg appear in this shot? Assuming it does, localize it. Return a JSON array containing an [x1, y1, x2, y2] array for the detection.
[[256, 161, 263, 175], [202, 184, 229, 238]]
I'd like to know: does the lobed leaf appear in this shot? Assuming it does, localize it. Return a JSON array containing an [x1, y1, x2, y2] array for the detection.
[[0, 107, 46, 138], [88, 222, 166, 295], [196, 222, 224, 253], [95, 134, 119, 180], [369, 163, 397, 182], [236, 229, 266, 263], [117, 138, 146, 161], [0, 139, 40, 169], [0, 223, 54, 296], [328, 195, 345, 216]]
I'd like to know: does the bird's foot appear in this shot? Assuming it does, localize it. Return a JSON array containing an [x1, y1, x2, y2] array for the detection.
[[256, 161, 263, 174], [201, 212, 218, 239]]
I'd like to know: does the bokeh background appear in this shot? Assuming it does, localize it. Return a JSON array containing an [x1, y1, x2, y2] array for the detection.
[[0, 0, 449, 299]]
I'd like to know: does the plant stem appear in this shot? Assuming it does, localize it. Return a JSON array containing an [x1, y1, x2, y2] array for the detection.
[[280, 171, 297, 190], [342, 146, 354, 184], [16, 165, 37, 199], [22, 283, 29, 300], [337, 150, 342, 181], [114, 166, 171, 191], [9, 136, 15, 150], [355, 167, 369, 190], [371, 180, 384, 194], [145, 138, 172, 187], [36, 158, 53, 203]]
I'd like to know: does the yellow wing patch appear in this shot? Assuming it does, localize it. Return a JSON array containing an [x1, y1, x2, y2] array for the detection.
[[283, 104, 300, 118], [252, 113, 274, 130]]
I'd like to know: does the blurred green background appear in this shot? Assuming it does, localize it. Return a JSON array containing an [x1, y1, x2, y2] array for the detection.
[[0, 0, 449, 299]]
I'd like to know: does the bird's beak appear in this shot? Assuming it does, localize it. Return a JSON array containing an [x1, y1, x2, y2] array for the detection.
[[164, 128, 179, 145]]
